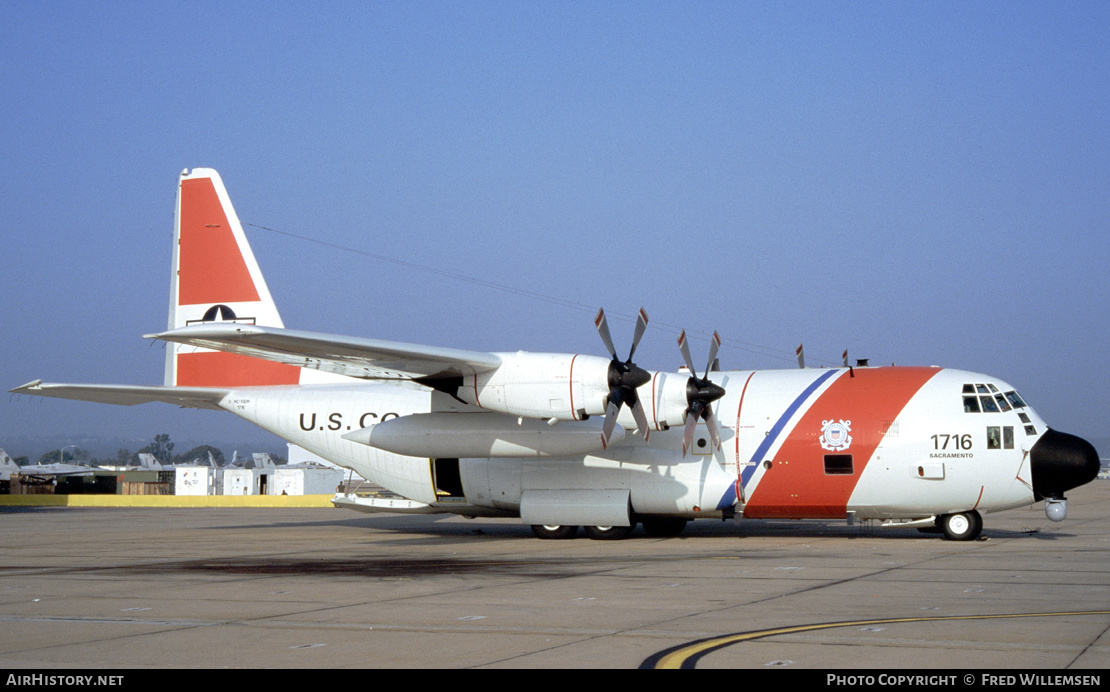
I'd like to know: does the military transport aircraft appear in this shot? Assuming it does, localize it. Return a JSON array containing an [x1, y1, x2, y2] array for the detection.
[[12, 169, 1100, 540]]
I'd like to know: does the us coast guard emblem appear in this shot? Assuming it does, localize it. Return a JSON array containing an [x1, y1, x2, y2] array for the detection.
[[820, 419, 853, 451]]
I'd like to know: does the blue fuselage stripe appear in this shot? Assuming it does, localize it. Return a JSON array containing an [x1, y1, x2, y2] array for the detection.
[[716, 369, 841, 509]]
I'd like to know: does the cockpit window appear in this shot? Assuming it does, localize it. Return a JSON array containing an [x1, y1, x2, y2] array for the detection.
[[963, 384, 1027, 414]]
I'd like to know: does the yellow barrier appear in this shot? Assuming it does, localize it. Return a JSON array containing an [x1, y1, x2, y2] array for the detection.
[[0, 494, 338, 508]]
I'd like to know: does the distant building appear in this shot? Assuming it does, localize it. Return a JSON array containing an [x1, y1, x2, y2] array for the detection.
[[288, 443, 364, 481]]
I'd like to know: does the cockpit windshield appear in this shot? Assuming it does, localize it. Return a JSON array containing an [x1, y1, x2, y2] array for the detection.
[[962, 383, 1027, 413], [961, 383, 1036, 435]]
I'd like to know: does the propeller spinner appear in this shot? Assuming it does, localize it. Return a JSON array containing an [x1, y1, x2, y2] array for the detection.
[[677, 330, 726, 456], [595, 308, 652, 449]]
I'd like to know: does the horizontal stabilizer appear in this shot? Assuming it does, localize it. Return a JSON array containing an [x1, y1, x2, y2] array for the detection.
[[10, 380, 229, 410], [146, 324, 502, 381]]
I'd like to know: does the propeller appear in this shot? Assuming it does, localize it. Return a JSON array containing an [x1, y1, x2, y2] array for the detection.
[[677, 329, 726, 457], [595, 308, 652, 449]]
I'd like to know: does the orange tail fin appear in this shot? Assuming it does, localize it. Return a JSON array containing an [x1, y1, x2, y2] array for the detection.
[[165, 168, 300, 387]]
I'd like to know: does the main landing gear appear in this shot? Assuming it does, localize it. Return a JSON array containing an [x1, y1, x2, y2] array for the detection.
[[530, 524, 633, 540], [530, 525, 579, 540], [530, 517, 689, 540]]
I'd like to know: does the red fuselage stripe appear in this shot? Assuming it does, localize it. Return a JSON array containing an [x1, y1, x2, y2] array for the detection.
[[743, 367, 941, 519], [569, 354, 579, 420]]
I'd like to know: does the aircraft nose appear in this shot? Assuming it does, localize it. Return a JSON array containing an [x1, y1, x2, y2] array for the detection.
[[1030, 429, 1100, 499]]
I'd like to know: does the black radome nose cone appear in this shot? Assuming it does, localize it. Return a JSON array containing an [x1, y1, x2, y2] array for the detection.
[[1030, 429, 1100, 500]]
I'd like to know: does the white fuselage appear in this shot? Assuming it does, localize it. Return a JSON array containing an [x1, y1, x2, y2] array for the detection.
[[217, 363, 1042, 523]]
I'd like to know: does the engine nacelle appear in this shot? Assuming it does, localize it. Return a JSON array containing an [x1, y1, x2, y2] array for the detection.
[[459, 352, 697, 434], [647, 371, 696, 431], [462, 352, 612, 422]]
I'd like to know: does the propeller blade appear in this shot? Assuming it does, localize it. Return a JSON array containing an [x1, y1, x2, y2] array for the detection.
[[628, 308, 649, 361], [703, 407, 722, 451], [677, 330, 697, 373], [681, 402, 702, 457], [630, 397, 650, 443], [704, 331, 721, 378], [600, 399, 621, 450], [595, 308, 618, 360], [680, 402, 723, 457], [596, 307, 653, 449], [678, 328, 727, 456]]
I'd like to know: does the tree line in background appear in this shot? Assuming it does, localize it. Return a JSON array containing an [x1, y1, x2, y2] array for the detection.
[[8, 433, 283, 467]]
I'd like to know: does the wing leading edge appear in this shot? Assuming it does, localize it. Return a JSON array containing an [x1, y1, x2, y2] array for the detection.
[[10, 380, 230, 410], [145, 324, 503, 381]]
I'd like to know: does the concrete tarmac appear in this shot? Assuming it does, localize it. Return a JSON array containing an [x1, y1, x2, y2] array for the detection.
[[1, 483, 1108, 670]]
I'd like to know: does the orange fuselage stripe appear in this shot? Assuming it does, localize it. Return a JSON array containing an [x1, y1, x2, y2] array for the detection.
[[743, 367, 940, 518]]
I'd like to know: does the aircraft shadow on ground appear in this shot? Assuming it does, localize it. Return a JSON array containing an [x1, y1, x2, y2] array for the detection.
[[205, 512, 1071, 542]]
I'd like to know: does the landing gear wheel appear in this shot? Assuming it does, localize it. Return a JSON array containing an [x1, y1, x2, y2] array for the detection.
[[531, 525, 578, 540], [938, 511, 982, 541], [641, 517, 688, 537], [584, 525, 633, 540]]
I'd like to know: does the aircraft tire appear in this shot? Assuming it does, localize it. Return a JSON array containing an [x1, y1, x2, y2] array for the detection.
[[640, 517, 688, 537], [584, 525, 633, 540], [531, 525, 578, 540], [938, 511, 982, 541]]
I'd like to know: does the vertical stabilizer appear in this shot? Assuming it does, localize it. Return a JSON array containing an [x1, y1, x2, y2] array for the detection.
[[165, 168, 300, 387]]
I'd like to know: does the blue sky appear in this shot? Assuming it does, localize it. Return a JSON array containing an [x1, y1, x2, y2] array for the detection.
[[2, 1, 1107, 453]]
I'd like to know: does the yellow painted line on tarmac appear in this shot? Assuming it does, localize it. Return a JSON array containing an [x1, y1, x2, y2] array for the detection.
[[644, 610, 1110, 669], [0, 494, 337, 508]]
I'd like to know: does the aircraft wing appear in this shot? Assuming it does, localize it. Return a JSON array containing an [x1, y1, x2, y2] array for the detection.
[[17, 464, 102, 477], [9, 380, 230, 410], [145, 324, 503, 381]]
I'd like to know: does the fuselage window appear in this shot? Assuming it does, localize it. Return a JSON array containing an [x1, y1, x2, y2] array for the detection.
[[824, 454, 854, 475], [980, 396, 1000, 413], [1005, 391, 1027, 409], [986, 426, 1015, 450], [964, 396, 981, 413], [994, 394, 1012, 412]]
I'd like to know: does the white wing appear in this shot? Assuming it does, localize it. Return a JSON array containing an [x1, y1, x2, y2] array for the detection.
[[10, 380, 229, 410], [145, 324, 502, 381]]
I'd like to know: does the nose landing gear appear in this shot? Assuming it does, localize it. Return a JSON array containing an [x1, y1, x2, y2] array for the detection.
[[937, 510, 983, 541]]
